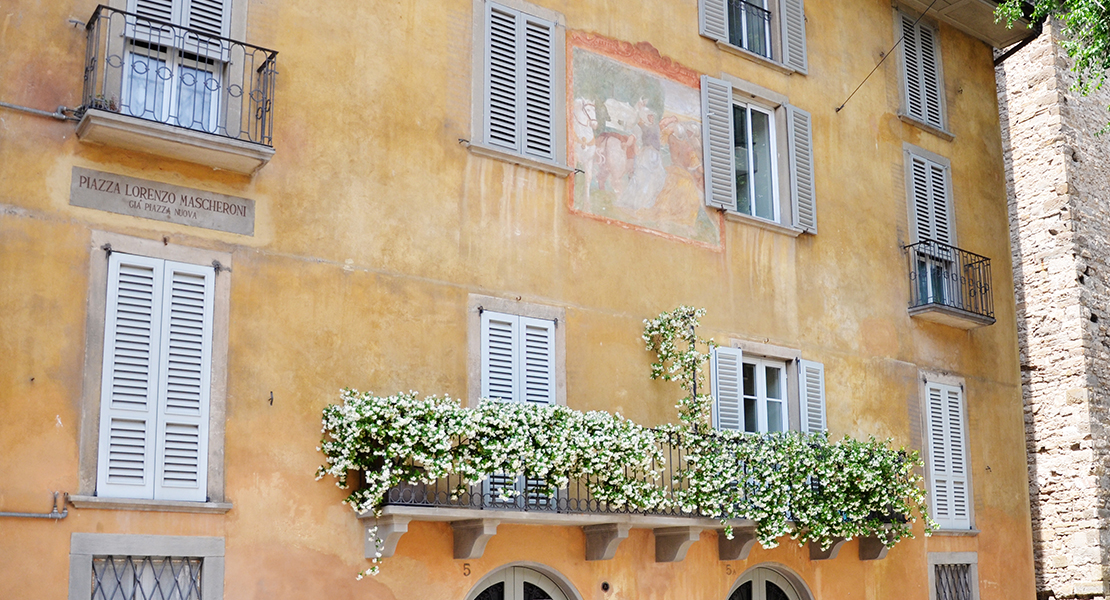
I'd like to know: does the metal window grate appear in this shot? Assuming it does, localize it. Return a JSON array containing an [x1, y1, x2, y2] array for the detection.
[[92, 556, 203, 600], [935, 563, 973, 600]]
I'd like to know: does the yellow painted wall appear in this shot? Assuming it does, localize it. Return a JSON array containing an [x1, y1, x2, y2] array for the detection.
[[0, 0, 1033, 598]]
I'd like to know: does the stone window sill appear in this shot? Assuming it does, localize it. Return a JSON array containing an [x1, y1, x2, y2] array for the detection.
[[930, 528, 980, 537], [898, 113, 955, 142], [715, 41, 797, 76], [724, 210, 804, 237], [76, 109, 275, 175], [68, 495, 232, 514], [466, 141, 573, 177]]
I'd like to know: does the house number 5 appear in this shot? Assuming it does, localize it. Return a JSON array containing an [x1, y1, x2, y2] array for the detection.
[[463, 563, 471, 577]]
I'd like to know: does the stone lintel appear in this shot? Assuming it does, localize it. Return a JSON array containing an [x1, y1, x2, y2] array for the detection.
[[718, 527, 757, 561], [583, 523, 631, 561], [654, 526, 703, 563], [451, 519, 500, 560], [808, 537, 848, 561], [366, 515, 411, 559]]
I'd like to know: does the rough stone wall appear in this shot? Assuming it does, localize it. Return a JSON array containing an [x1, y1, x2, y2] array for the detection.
[[998, 20, 1110, 600]]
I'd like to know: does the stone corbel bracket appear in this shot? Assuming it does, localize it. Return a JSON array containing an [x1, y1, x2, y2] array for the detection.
[[365, 515, 412, 559], [583, 523, 631, 561], [859, 532, 893, 561], [718, 527, 757, 561], [808, 537, 848, 560], [452, 519, 500, 559], [654, 526, 703, 562]]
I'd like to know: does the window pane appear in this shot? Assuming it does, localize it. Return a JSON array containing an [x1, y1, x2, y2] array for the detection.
[[743, 363, 756, 397], [124, 53, 167, 121], [727, 0, 745, 48], [734, 104, 751, 215], [750, 109, 775, 220], [177, 64, 216, 132], [765, 365, 782, 399], [744, 398, 758, 433], [745, 0, 771, 58], [728, 581, 753, 600], [767, 400, 783, 432], [475, 582, 505, 600], [766, 581, 790, 600]]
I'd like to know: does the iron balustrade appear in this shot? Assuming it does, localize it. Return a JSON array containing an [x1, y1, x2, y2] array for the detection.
[[904, 239, 994, 321], [727, 0, 773, 59], [80, 5, 277, 146]]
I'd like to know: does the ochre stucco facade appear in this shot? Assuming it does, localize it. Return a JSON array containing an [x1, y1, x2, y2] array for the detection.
[[0, 0, 1034, 598]]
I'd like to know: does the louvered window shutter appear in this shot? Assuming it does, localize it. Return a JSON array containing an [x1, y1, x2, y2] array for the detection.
[[133, 0, 178, 25], [711, 347, 744, 431], [484, 3, 556, 161], [481, 311, 519, 402], [798, 359, 826, 433], [520, 317, 556, 405], [699, 0, 728, 42], [184, 0, 230, 39], [153, 261, 214, 501], [908, 153, 953, 245], [787, 104, 817, 233], [902, 15, 944, 130], [97, 254, 166, 499], [779, 0, 808, 73], [701, 75, 736, 210], [926, 382, 970, 529]]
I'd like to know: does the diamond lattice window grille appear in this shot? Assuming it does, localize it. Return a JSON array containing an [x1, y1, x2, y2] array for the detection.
[[935, 563, 973, 600], [92, 556, 203, 600]]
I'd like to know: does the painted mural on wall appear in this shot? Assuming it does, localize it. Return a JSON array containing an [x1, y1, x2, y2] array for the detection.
[[569, 33, 719, 246]]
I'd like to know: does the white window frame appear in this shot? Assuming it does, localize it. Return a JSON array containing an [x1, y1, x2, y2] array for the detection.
[[733, 101, 781, 223], [68, 533, 224, 600], [465, 564, 582, 600], [919, 371, 975, 532], [468, 0, 571, 176], [927, 552, 980, 600], [699, 0, 809, 74], [896, 8, 950, 137], [727, 564, 813, 600], [73, 231, 231, 513], [467, 294, 566, 407], [712, 340, 825, 434]]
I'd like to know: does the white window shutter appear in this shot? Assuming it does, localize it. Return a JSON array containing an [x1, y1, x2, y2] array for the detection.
[[184, 0, 230, 38], [481, 311, 519, 402], [97, 254, 165, 499], [779, 0, 808, 73], [701, 75, 735, 210], [485, 4, 521, 153], [699, 0, 728, 42], [153, 261, 214, 502], [711, 347, 744, 431], [928, 161, 953, 246], [908, 153, 952, 245], [926, 382, 970, 529], [918, 23, 943, 129], [901, 14, 925, 124], [787, 104, 817, 234], [521, 15, 556, 161], [798, 359, 826, 433], [520, 317, 556, 405], [132, 0, 178, 24]]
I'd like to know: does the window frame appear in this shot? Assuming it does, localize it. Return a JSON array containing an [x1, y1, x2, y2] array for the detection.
[[895, 8, 951, 137], [727, 564, 813, 600], [467, 294, 566, 408], [732, 100, 781, 223], [465, 564, 583, 600], [468, 0, 571, 176], [918, 371, 975, 532], [700, 0, 809, 74], [927, 552, 980, 600], [739, 355, 789, 433], [68, 533, 224, 600], [712, 339, 825, 434], [73, 231, 231, 513]]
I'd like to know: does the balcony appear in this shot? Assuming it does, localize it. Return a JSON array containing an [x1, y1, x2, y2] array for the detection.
[[76, 5, 278, 174], [905, 239, 995, 329]]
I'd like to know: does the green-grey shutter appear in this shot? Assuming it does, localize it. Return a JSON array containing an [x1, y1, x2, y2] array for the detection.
[[485, 4, 521, 153], [902, 14, 944, 130], [798, 359, 825, 433], [184, 0, 230, 38], [711, 347, 744, 431], [481, 310, 519, 402], [97, 254, 165, 499], [699, 0, 728, 42], [701, 75, 735, 210], [926, 382, 970, 529], [520, 316, 556, 405], [779, 0, 808, 73], [908, 153, 953, 246], [787, 104, 816, 233]]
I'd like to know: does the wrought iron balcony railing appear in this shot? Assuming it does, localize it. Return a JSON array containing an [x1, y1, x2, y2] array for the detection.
[[80, 5, 277, 146], [905, 239, 995, 327], [727, 0, 773, 59]]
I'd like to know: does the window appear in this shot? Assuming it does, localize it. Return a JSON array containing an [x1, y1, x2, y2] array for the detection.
[[122, 0, 232, 132], [728, 566, 805, 600], [68, 533, 224, 600], [75, 232, 230, 510], [470, 0, 568, 174], [928, 553, 979, 600], [468, 566, 571, 600], [699, 0, 808, 73], [905, 144, 955, 305], [923, 377, 971, 530], [701, 75, 817, 233], [711, 346, 825, 433], [899, 10, 946, 132]]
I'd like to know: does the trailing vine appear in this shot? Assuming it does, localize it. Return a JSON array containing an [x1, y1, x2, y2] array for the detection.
[[318, 307, 933, 577]]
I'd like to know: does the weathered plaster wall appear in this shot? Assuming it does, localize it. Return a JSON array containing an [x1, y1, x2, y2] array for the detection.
[[998, 19, 1110, 600], [0, 0, 1033, 598]]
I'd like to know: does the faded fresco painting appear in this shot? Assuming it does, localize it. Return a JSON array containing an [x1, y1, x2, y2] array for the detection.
[[569, 35, 719, 245]]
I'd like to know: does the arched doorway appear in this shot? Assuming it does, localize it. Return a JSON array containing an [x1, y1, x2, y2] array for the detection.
[[728, 566, 806, 600], [468, 566, 570, 600]]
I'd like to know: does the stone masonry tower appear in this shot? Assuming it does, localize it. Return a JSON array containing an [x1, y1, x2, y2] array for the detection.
[[997, 20, 1110, 600]]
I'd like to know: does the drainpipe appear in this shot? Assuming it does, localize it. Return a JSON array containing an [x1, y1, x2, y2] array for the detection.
[[0, 492, 69, 520], [0, 101, 77, 121]]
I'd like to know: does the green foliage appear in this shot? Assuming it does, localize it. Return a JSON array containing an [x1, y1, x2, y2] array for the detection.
[[997, 2, 1110, 97]]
